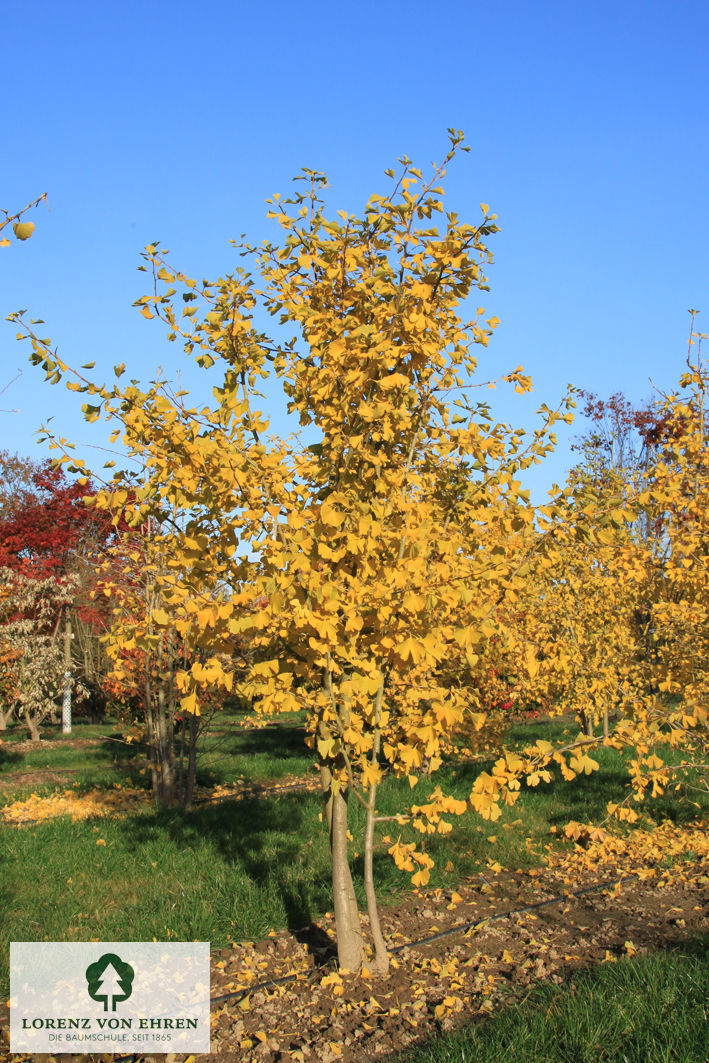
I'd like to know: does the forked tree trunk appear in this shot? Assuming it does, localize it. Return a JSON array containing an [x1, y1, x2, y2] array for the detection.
[[329, 782, 364, 971], [25, 713, 41, 742], [320, 761, 363, 971]]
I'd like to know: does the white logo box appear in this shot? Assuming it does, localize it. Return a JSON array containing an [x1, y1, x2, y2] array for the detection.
[[10, 941, 210, 1054]]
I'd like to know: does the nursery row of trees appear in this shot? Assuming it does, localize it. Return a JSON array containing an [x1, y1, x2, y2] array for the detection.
[[3, 133, 707, 972]]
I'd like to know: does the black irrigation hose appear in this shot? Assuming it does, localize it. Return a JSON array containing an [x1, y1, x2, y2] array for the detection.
[[387, 874, 633, 953], [209, 871, 634, 1006]]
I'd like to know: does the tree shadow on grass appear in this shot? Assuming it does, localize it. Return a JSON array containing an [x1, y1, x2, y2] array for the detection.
[[95, 736, 152, 789], [445, 754, 645, 826], [210, 723, 307, 760], [539, 768, 632, 825], [534, 767, 708, 829], [0, 745, 23, 771], [120, 790, 333, 950], [99, 733, 140, 761]]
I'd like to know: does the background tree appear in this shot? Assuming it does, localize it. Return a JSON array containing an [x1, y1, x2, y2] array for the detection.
[[518, 473, 645, 741], [0, 568, 79, 739], [0, 454, 120, 730], [616, 325, 709, 806], [96, 510, 232, 810], [510, 322, 708, 822]]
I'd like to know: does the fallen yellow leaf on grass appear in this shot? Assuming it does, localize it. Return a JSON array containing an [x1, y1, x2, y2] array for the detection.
[[0, 786, 150, 824]]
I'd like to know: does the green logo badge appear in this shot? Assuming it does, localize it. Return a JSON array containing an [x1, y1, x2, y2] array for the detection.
[[85, 953, 135, 1012]]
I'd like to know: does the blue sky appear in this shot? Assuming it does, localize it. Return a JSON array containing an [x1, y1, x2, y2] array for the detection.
[[2, 0, 707, 497]]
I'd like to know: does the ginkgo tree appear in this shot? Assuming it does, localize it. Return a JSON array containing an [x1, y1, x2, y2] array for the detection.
[[233, 139, 578, 972], [14, 132, 575, 973], [517, 466, 646, 742], [612, 327, 709, 809], [0, 567, 80, 740], [504, 323, 708, 831]]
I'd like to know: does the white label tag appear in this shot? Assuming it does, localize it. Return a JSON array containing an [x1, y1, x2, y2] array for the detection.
[[10, 941, 210, 1054]]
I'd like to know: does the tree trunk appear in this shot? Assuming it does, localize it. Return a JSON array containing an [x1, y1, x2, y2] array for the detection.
[[184, 712, 198, 811], [364, 779, 389, 975], [320, 761, 362, 946], [177, 714, 186, 801], [156, 682, 174, 808], [363, 684, 389, 974], [144, 661, 160, 802], [329, 781, 364, 971], [25, 713, 40, 742], [603, 707, 609, 739], [320, 668, 364, 971]]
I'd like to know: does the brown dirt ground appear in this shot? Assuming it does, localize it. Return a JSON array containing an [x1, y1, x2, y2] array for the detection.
[[0, 768, 81, 793], [0, 737, 102, 754], [0, 736, 104, 796], [1, 854, 707, 1063]]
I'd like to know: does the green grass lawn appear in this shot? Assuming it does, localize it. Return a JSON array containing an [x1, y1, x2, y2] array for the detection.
[[0, 708, 314, 801], [0, 719, 147, 794], [196, 711, 314, 784]]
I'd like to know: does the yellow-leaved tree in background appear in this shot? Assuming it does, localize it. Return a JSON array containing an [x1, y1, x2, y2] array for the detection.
[[506, 319, 708, 828]]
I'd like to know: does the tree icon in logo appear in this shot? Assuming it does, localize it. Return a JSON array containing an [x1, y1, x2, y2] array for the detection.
[[85, 953, 135, 1011]]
